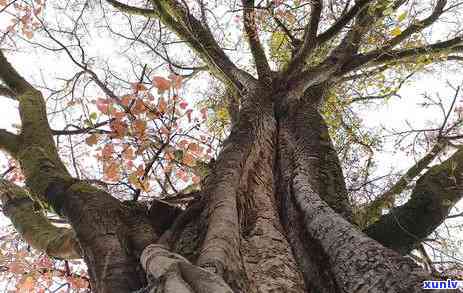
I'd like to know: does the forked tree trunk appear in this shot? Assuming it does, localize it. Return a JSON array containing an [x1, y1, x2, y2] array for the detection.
[[133, 85, 440, 293]]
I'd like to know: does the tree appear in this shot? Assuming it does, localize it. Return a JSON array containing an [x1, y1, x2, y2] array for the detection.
[[0, 0, 463, 292]]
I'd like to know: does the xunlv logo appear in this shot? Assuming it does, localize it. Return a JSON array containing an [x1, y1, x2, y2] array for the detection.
[[422, 280, 463, 290]]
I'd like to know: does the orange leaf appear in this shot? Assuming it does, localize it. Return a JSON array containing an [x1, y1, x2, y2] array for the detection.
[[192, 175, 201, 184], [200, 108, 208, 120], [169, 74, 183, 89], [102, 144, 114, 159], [121, 94, 134, 107], [17, 276, 35, 291], [110, 119, 127, 138], [85, 134, 99, 146], [152, 76, 171, 92], [158, 98, 167, 114], [123, 147, 135, 160], [188, 143, 199, 154], [132, 83, 147, 92], [132, 99, 147, 115], [182, 152, 196, 167], [104, 161, 120, 181], [132, 119, 147, 137]]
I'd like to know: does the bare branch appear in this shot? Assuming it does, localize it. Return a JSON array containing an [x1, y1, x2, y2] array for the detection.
[[107, 0, 257, 91], [241, 0, 271, 82], [342, 36, 463, 74], [285, 0, 322, 76], [316, 0, 373, 45]]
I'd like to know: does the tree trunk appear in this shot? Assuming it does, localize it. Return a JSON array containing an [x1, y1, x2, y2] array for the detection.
[[133, 85, 441, 293]]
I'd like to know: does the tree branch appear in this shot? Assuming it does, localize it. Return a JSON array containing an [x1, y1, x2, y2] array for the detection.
[[0, 129, 19, 156], [316, 0, 373, 45], [0, 85, 16, 100], [107, 0, 257, 91], [341, 36, 463, 74], [284, 0, 322, 76], [365, 147, 463, 255], [0, 50, 35, 95], [359, 140, 446, 227], [0, 179, 81, 259], [241, 0, 271, 82], [377, 0, 447, 52]]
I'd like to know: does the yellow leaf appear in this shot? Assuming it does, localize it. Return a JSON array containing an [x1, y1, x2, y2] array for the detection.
[[397, 12, 407, 22], [391, 27, 402, 37]]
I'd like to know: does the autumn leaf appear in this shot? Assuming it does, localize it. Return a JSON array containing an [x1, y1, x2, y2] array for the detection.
[[96, 98, 111, 114], [131, 99, 147, 115], [391, 27, 402, 37], [158, 98, 167, 114], [104, 161, 121, 181], [122, 147, 135, 160], [17, 276, 36, 291], [110, 119, 127, 138], [132, 119, 147, 137], [192, 174, 201, 184], [176, 169, 189, 182], [102, 144, 114, 159], [132, 83, 147, 92], [152, 76, 171, 92], [188, 142, 200, 154], [178, 139, 189, 149], [185, 109, 193, 123], [169, 74, 183, 89], [182, 152, 196, 167], [200, 108, 208, 120], [85, 134, 99, 146], [121, 94, 134, 107], [23, 30, 33, 39], [179, 100, 188, 109]]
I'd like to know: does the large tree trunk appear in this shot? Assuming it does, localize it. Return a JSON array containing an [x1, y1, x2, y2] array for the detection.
[[135, 85, 441, 293]]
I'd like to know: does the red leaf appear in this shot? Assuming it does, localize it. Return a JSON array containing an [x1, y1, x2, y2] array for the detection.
[[185, 109, 193, 123], [96, 98, 111, 114], [104, 161, 120, 181], [121, 94, 134, 107], [179, 101, 188, 110], [182, 152, 196, 167], [132, 83, 147, 92], [132, 119, 147, 137], [200, 108, 208, 120], [132, 99, 147, 115], [152, 76, 171, 92], [169, 74, 183, 89], [102, 144, 114, 159], [158, 98, 167, 114]]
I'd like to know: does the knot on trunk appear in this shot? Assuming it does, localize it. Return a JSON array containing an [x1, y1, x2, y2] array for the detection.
[[140, 244, 234, 293]]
